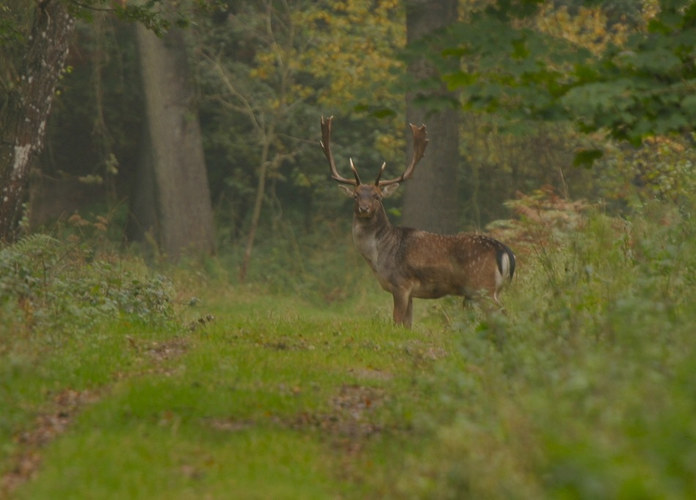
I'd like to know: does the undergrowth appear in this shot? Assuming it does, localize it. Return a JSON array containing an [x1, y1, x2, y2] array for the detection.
[[0, 233, 173, 336], [210, 189, 696, 497], [386, 196, 696, 498], [220, 218, 371, 305]]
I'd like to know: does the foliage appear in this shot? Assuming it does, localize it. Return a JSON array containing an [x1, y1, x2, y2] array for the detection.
[[488, 185, 591, 248], [0, 232, 173, 335], [596, 134, 696, 208], [4, 1, 696, 494], [386, 195, 696, 498], [40, 16, 143, 202], [426, 0, 696, 155], [195, 0, 322, 278], [295, 0, 405, 119], [193, 0, 409, 253], [457, 114, 598, 226], [0, 0, 195, 88], [218, 214, 370, 304], [64, 0, 223, 35], [12, 0, 696, 266]]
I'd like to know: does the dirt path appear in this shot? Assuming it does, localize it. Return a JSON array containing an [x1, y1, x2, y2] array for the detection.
[[0, 335, 191, 498], [1, 389, 98, 497]]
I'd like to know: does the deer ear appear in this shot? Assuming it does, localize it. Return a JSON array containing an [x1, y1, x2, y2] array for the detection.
[[338, 185, 355, 197], [381, 183, 400, 198]]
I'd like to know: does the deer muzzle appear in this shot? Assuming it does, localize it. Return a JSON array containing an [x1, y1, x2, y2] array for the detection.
[[356, 203, 373, 217]]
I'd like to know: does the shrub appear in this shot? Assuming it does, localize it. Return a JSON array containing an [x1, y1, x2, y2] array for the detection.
[[0, 234, 173, 336], [395, 197, 696, 498]]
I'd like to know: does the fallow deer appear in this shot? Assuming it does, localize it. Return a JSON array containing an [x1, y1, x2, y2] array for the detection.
[[320, 116, 515, 328]]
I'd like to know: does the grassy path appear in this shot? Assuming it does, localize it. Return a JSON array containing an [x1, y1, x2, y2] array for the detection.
[[2, 286, 457, 499]]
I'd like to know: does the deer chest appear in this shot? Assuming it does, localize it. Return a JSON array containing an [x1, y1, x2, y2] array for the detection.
[[353, 225, 380, 267], [352, 224, 402, 292]]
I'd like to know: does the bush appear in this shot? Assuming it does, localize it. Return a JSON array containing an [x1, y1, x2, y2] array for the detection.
[[0, 234, 173, 336], [394, 197, 696, 498], [221, 217, 371, 305]]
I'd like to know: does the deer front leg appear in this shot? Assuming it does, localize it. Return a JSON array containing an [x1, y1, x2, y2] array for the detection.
[[392, 290, 413, 328]]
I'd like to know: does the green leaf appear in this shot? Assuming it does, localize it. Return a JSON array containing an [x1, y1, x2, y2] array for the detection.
[[681, 94, 696, 119], [573, 149, 603, 168], [624, 48, 682, 75], [442, 71, 478, 89]]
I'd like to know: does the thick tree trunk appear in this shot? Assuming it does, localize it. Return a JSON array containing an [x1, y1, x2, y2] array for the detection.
[[132, 25, 215, 258], [0, 0, 75, 242], [402, 0, 460, 235]]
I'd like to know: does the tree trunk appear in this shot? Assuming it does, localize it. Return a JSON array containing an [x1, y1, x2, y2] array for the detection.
[[0, 0, 75, 242], [402, 0, 460, 235], [131, 25, 215, 258]]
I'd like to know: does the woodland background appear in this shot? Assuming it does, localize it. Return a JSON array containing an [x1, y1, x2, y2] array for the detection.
[[1, 0, 693, 273]]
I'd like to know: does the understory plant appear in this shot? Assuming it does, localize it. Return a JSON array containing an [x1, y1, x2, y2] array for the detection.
[[0, 233, 173, 337], [391, 194, 696, 498]]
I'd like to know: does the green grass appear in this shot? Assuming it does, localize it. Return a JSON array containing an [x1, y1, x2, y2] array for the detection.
[[2, 270, 456, 498], [3, 201, 696, 498]]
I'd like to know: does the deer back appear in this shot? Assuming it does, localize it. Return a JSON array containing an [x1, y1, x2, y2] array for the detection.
[[366, 228, 513, 300]]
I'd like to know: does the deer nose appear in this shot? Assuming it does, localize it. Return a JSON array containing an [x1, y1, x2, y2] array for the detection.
[[356, 205, 373, 217]]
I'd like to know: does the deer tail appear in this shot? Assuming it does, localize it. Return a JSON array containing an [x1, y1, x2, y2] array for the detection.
[[496, 244, 516, 282]]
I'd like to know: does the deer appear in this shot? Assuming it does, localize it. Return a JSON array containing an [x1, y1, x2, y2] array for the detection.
[[320, 116, 515, 328]]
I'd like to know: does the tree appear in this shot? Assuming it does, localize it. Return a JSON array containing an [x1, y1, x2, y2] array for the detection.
[[435, 0, 696, 159], [195, 0, 314, 279], [402, 0, 460, 234], [0, 0, 202, 244], [130, 24, 215, 258], [0, 0, 75, 242]]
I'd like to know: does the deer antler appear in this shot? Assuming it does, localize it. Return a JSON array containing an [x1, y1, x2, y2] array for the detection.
[[321, 116, 360, 185], [375, 123, 428, 187]]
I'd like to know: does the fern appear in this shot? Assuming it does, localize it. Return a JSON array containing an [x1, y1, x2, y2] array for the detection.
[[0, 234, 173, 334]]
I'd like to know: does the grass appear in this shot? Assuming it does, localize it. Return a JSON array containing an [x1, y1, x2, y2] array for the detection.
[[1, 269, 456, 499], [2, 199, 696, 498]]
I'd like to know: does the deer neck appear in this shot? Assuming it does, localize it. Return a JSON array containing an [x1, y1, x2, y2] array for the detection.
[[351, 204, 396, 268]]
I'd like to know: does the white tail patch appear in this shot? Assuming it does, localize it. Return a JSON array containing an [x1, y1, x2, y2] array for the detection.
[[500, 252, 511, 280], [495, 249, 515, 292]]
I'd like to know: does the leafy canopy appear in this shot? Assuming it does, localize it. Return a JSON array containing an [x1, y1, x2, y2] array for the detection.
[[420, 0, 696, 160]]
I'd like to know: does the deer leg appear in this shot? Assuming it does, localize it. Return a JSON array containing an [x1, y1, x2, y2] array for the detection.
[[392, 290, 413, 328], [405, 296, 413, 328]]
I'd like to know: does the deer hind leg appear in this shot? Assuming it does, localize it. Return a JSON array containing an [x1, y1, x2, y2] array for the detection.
[[461, 288, 500, 312], [480, 285, 509, 314], [392, 290, 413, 328]]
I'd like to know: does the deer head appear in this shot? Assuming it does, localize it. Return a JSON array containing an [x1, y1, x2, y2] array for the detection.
[[320, 116, 428, 219]]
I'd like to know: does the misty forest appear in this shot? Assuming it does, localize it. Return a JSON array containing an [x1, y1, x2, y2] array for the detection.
[[2, 0, 696, 498]]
